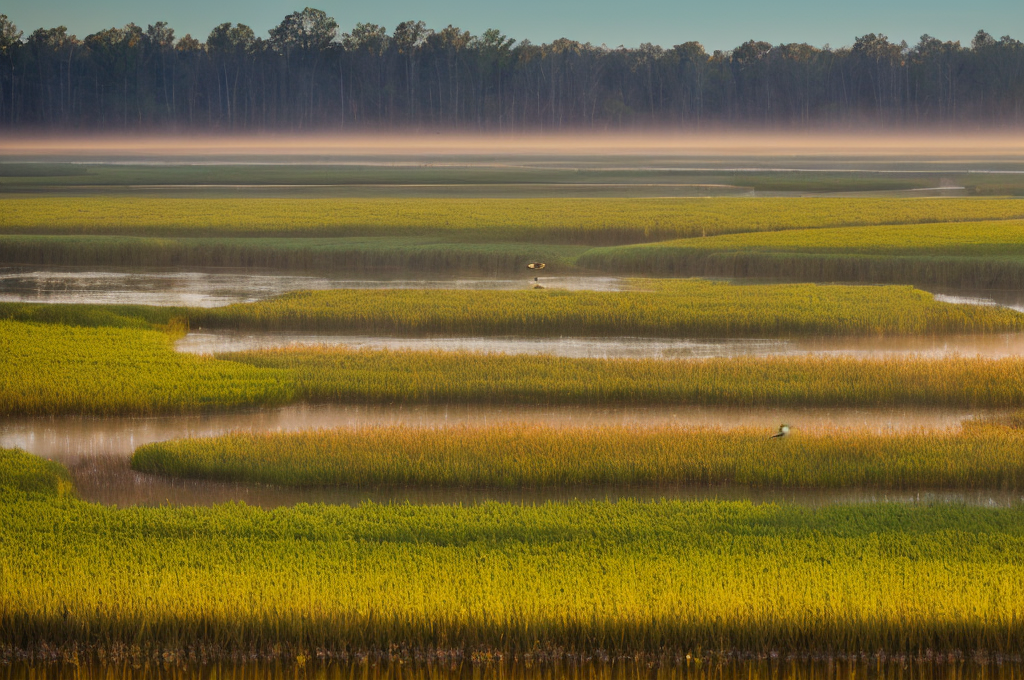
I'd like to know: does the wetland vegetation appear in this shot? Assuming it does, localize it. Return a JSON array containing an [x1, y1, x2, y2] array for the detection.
[[5, 150, 1024, 669], [4, 450, 1024, 659], [10, 318, 1024, 415], [132, 423, 1024, 491]]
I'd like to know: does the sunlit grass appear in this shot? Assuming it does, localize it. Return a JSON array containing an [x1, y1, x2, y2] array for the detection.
[[4, 197, 1024, 244], [189, 280, 1024, 337], [2, 458, 1024, 657], [579, 220, 1024, 286], [132, 423, 1024, 490], [6, 319, 1024, 415]]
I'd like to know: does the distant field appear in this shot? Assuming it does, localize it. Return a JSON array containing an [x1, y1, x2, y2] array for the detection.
[[580, 219, 1024, 287], [3, 197, 1024, 245], [133, 423, 1024, 491], [8, 319, 1024, 414], [3, 453, 1024, 658]]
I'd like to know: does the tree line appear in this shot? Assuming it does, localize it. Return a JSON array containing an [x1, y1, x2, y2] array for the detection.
[[1, 8, 1022, 130]]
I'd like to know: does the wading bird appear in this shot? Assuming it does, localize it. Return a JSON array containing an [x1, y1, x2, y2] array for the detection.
[[769, 424, 790, 439]]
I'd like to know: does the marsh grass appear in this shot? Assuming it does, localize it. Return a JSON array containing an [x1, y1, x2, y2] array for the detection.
[[189, 280, 1024, 337], [131, 423, 1024, 490], [0, 235, 584, 274], [5, 197, 1024, 244], [6, 319, 1024, 415], [235, 347, 1024, 409], [2, 460, 1024, 657], [5, 279, 1022, 338], [0, 320, 291, 416], [579, 220, 1024, 286]]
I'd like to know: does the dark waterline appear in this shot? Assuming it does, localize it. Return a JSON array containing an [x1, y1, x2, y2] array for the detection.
[[66, 455, 1024, 509]]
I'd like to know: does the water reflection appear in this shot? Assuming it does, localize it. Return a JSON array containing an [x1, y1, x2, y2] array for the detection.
[[65, 454, 1024, 509], [178, 331, 1024, 360], [0, 268, 626, 307], [1, 404, 1000, 464]]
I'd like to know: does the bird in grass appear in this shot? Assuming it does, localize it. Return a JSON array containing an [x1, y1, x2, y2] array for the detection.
[[527, 262, 546, 270], [769, 424, 790, 439]]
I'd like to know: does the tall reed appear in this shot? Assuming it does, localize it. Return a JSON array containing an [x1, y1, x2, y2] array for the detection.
[[131, 423, 1024, 490]]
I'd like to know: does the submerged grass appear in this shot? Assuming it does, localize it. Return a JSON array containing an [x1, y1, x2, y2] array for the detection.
[[3, 458, 1024, 657], [132, 423, 1024, 490], [5, 197, 1024, 244], [579, 220, 1024, 286], [7, 319, 1024, 414]]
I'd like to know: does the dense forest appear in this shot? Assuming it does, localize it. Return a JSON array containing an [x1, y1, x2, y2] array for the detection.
[[1, 8, 1023, 130]]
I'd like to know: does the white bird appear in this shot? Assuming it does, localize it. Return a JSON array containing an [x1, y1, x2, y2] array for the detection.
[[769, 424, 790, 439]]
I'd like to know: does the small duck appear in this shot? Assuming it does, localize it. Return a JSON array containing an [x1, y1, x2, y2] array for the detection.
[[769, 424, 790, 439]]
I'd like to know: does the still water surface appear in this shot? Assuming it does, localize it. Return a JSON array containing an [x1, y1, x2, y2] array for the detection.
[[0, 268, 625, 306], [179, 330, 1024, 360]]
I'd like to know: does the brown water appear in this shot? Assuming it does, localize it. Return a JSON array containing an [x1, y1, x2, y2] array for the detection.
[[1, 404, 1000, 465], [0, 268, 625, 306], [177, 331, 1024, 360]]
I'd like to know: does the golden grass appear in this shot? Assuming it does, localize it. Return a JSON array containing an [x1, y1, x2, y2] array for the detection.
[[191, 280, 1024, 337], [7, 319, 1024, 415], [5, 197, 1024, 244], [3, 463, 1024, 657], [132, 423, 1024, 490]]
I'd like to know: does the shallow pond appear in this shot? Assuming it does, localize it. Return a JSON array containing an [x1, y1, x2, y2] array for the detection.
[[178, 330, 1024, 360], [0, 267, 625, 306]]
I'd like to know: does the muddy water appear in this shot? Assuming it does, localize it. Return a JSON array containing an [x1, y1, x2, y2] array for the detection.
[[0, 268, 625, 306], [176, 330, 1024, 360], [0, 403, 1005, 468]]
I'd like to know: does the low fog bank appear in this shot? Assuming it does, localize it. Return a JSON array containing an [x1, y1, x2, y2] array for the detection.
[[4, 131, 1024, 160]]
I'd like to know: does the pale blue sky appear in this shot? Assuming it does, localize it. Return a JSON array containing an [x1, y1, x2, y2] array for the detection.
[[3, 0, 1019, 51]]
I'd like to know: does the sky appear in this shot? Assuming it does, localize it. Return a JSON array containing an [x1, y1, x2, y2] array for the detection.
[[2, 0, 1021, 52]]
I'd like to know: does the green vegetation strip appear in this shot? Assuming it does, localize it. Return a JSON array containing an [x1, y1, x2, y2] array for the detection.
[[580, 220, 1024, 287], [4, 197, 1024, 244], [0, 235, 583, 274], [8, 319, 1024, 415], [4, 280, 1021, 338], [190, 280, 1024, 337], [2, 452, 1024, 657], [132, 423, 1024, 490]]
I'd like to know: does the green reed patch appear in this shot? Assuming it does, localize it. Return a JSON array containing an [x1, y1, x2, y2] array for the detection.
[[130, 424, 1024, 491], [579, 220, 1024, 287], [0, 320, 292, 416], [0, 448, 73, 496], [234, 347, 1024, 409], [190, 280, 1024, 337], [5, 197, 1024, 244]]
